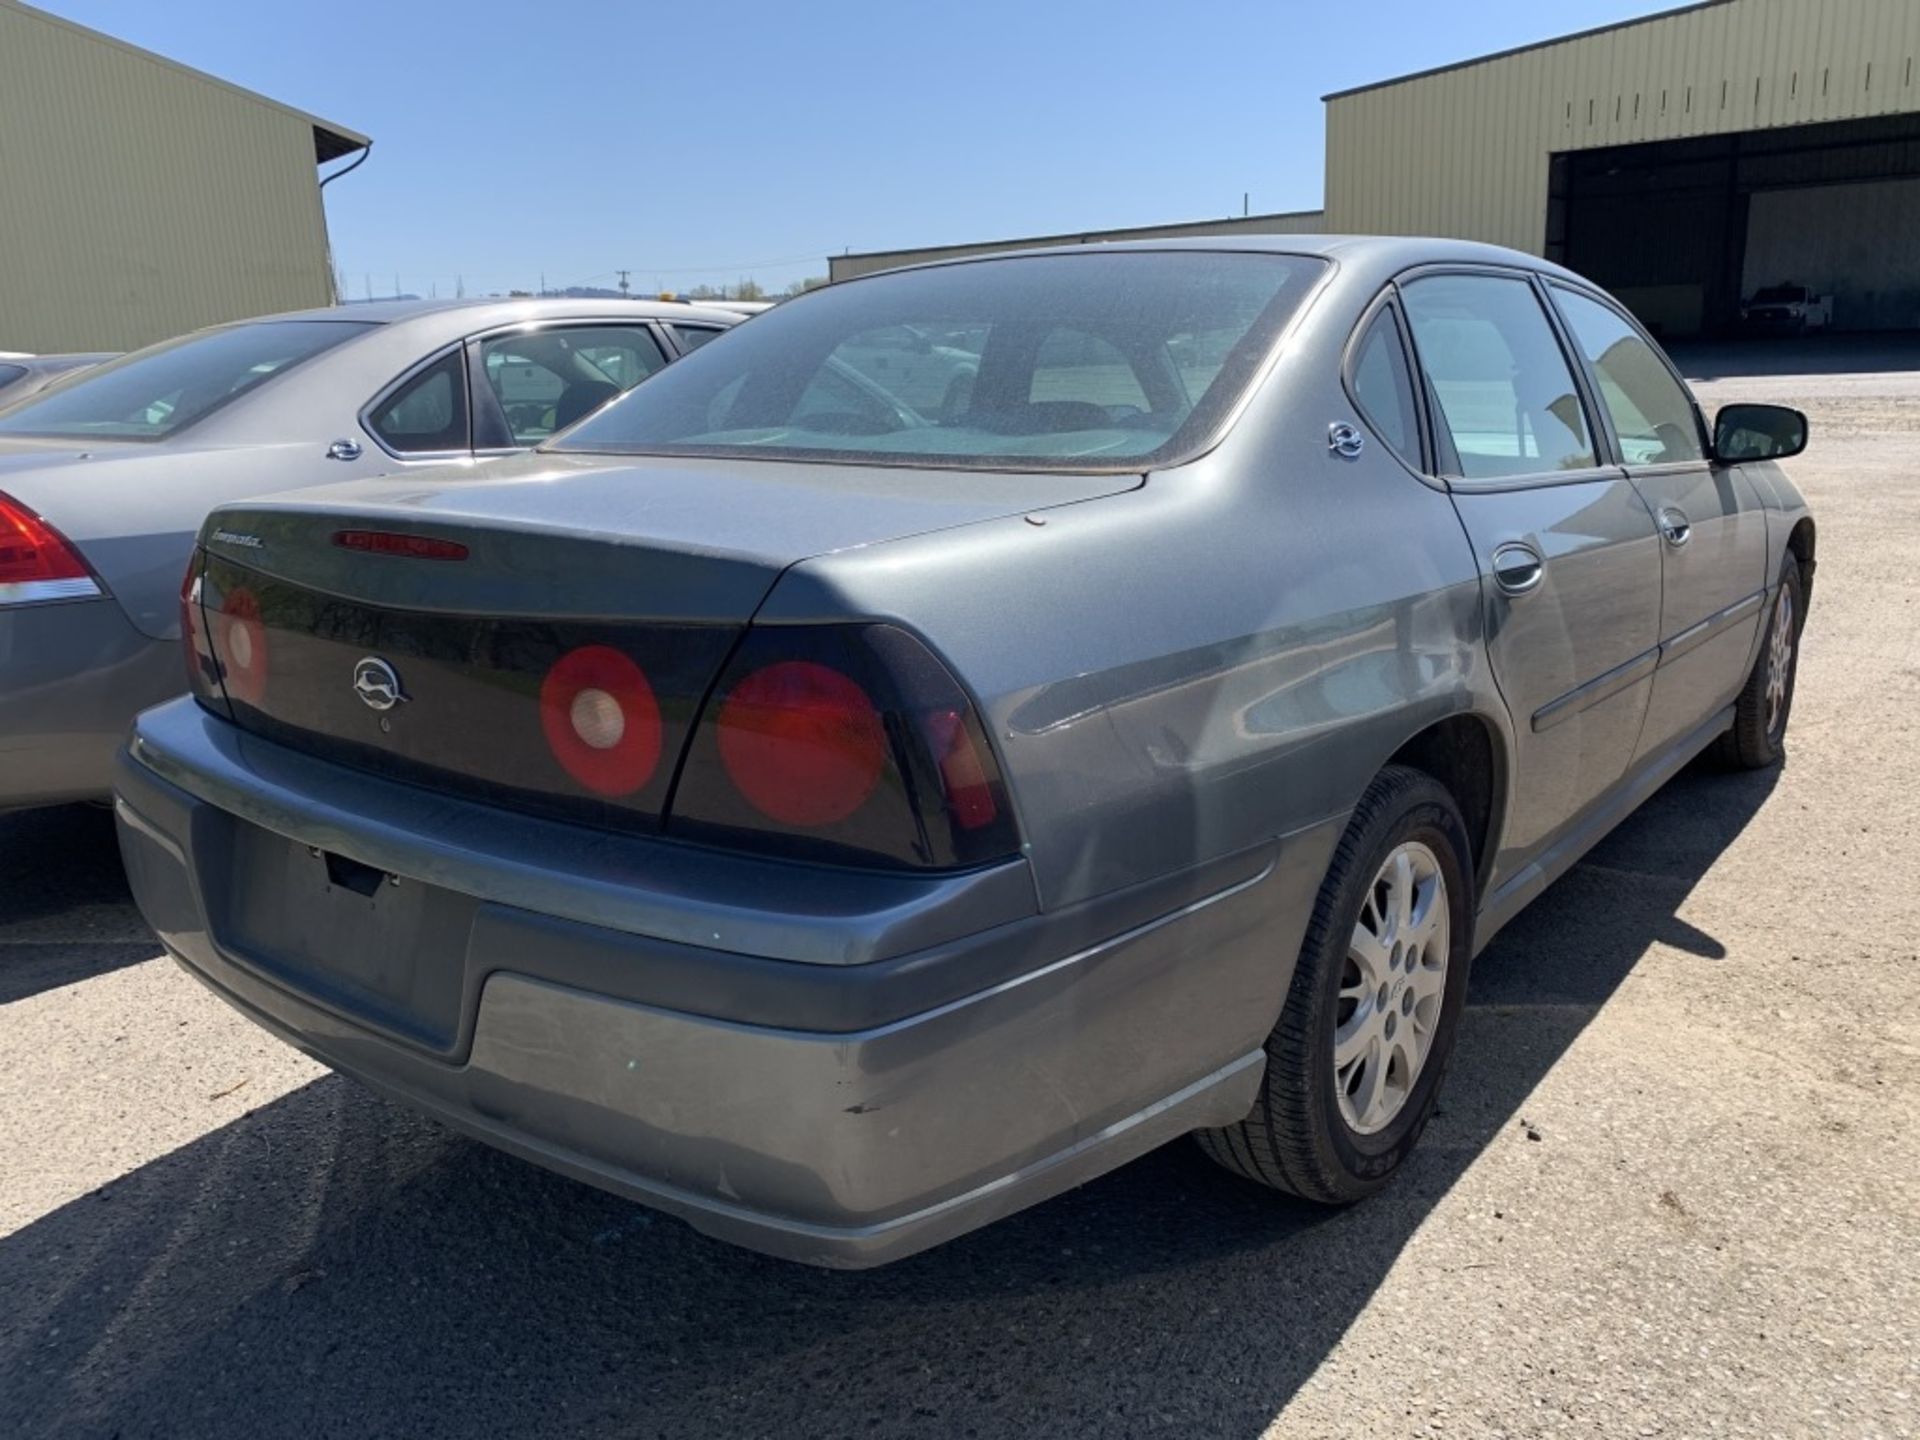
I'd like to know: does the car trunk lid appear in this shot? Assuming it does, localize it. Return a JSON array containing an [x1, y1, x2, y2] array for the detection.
[[195, 450, 1137, 835]]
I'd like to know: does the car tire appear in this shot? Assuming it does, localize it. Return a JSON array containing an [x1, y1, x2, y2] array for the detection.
[[1715, 555, 1804, 770], [1196, 764, 1473, 1204]]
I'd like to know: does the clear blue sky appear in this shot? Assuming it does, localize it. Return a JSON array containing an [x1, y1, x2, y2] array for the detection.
[[45, 0, 1681, 297]]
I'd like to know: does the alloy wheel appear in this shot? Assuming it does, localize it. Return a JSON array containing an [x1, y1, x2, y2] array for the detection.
[[1335, 840, 1450, 1135], [1765, 585, 1795, 736]]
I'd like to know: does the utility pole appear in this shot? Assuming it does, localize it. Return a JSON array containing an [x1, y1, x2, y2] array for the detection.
[[364, 273, 372, 302], [456, 273, 465, 298], [1243, 192, 1249, 217], [617, 269, 631, 297], [394, 272, 401, 299], [540, 271, 546, 296]]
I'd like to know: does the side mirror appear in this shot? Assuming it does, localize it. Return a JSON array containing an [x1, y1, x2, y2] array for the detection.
[[1713, 403, 1807, 462]]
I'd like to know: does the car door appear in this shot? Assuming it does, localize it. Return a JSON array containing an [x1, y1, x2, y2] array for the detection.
[[1549, 283, 1771, 767], [1399, 268, 1664, 880]]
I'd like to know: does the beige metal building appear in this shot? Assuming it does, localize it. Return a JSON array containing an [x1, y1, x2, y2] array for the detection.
[[836, 0, 1918, 338], [828, 209, 1326, 284], [0, 0, 367, 353], [1330, 0, 1920, 336]]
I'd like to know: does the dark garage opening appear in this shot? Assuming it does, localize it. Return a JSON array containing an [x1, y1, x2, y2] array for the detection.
[[1546, 111, 1920, 339]]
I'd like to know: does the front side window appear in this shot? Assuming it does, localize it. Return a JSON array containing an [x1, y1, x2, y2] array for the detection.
[[552, 251, 1327, 472], [367, 349, 468, 454], [1349, 307, 1421, 466], [1401, 274, 1596, 480], [0, 321, 373, 441], [1553, 288, 1704, 466], [478, 325, 667, 445]]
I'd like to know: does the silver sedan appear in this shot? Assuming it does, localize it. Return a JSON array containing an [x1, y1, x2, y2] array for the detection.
[[0, 297, 736, 810]]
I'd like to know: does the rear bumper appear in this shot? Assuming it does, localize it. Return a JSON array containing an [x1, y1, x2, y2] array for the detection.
[[0, 596, 181, 810], [115, 699, 1338, 1267]]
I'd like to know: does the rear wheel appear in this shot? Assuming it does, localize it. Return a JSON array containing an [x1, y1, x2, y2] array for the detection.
[[1197, 765, 1473, 1203], [1715, 555, 1804, 770]]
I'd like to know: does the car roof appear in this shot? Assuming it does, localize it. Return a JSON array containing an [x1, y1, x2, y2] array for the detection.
[[862, 233, 1589, 287], [218, 295, 744, 335]]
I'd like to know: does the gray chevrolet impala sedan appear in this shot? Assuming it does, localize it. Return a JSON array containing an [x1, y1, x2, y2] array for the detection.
[[115, 237, 1814, 1267]]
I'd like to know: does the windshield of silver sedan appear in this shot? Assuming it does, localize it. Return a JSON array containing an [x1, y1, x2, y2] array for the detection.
[[551, 251, 1326, 472]]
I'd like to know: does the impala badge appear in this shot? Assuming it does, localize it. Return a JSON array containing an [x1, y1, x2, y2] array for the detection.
[[353, 656, 407, 712]]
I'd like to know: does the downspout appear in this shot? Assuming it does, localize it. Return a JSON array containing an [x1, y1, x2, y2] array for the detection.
[[317, 142, 374, 305]]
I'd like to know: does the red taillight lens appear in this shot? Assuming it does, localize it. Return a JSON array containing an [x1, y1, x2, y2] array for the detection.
[[716, 661, 888, 826], [538, 645, 663, 797], [179, 547, 223, 704], [0, 490, 99, 602], [922, 707, 997, 831], [210, 584, 269, 706], [332, 530, 470, 561], [668, 624, 1019, 870]]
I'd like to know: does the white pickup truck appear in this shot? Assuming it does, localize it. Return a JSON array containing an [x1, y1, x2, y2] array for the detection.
[[1742, 283, 1835, 331]]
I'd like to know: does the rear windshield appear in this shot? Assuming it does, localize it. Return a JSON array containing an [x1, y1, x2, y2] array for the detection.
[[1752, 285, 1806, 303], [552, 251, 1327, 472], [0, 320, 374, 441]]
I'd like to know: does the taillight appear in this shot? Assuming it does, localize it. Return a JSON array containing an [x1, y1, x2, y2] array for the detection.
[[0, 490, 100, 604], [716, 661, 888, 826], [208, 583, 269, 707], [179, 547, 225, 708], [332, 530, 470, 560], [668, 625, 1020, 870], [538, 644, 664, 797]]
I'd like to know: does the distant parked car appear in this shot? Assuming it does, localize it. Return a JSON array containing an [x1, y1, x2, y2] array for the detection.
[[0, 352, 116, 406], [0, 297, 736, 810], [117, 238, 1814, 1266], [694, 299, 776, 316], [1742, 283, 1834, 332]]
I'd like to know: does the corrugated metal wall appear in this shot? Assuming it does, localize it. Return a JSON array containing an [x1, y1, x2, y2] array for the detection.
[[0, 1, 341, 352], [1324, 0, 1920, 252], [829, 210, 1328, 282]]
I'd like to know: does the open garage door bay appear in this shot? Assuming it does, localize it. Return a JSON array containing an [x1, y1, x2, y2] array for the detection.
[[1548, 112, 1920, 339]]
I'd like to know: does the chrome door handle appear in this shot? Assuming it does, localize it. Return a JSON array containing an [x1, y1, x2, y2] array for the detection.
[[1658, 508, 1691, 547], [327, 439, 363, 462], [1491, 542, 1544, 596]]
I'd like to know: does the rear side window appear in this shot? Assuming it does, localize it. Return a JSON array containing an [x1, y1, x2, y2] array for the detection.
[[1401, 274, 1596, 480], [367, 349, 469, 454], [0, 321, 373, 441], [1552, 287, 1704, 466], [669, 324, 726, 354], [1348, 308, 1421, 467]]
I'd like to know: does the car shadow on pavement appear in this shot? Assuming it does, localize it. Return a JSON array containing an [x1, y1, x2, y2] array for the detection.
[[1, 762, 1778, 1439], [0, 804, 158, 1005]]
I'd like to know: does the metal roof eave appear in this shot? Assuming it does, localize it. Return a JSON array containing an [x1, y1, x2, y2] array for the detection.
[[8, 1, 369, 166], [1321, 0, 1734, 103]]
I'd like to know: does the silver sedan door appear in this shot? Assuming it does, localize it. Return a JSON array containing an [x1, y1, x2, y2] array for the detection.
[[1400, 269, 1664, 889], [1549, 283, 1770, 766]]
